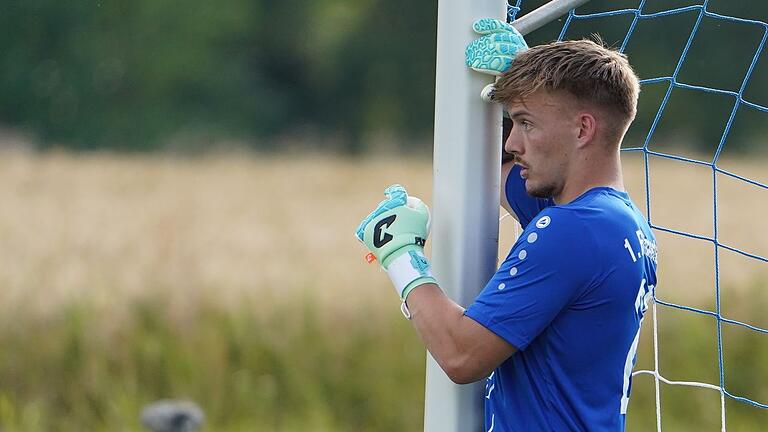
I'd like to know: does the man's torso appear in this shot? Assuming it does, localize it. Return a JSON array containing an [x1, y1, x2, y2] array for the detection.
[[465, 165, 658, 431]]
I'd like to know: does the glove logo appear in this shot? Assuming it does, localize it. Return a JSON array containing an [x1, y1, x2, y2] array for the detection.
[[373, 215, 397, 248]]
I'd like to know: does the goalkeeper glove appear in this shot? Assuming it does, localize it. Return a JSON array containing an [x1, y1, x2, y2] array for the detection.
[[355, 184, 436, 302], [465, 18, 528, 76]]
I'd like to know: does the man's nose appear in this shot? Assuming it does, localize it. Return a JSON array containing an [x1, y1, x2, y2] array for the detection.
[[504, 132, 520, 156]]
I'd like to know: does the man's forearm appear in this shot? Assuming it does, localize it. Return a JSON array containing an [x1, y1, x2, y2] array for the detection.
[[406, 284, 514, 384], [354, 186, 516, 384], [406, 284, 468, 381]]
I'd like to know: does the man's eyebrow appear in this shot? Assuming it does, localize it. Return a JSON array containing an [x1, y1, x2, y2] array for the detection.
[[507, 110, 533, 119]]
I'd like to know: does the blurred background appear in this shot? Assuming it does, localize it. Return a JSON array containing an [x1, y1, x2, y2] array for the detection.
[[0, 0, 765, 430]]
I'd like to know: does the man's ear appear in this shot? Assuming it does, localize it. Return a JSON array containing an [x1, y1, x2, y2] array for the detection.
[[575, 113, 597, 148]]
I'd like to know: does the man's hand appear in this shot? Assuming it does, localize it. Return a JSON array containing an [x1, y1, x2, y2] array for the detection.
[[465, 18, 528, 76], [355, 184, 436, 300]]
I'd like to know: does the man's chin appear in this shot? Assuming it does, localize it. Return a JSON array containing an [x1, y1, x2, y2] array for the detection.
[[525, 181, 554, 199]]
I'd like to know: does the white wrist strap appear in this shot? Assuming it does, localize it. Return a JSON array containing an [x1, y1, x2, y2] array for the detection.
[[385, 250, 434, 298]]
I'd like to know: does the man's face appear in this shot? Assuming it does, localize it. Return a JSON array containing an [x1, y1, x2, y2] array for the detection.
[[504, 90, 579, 200]]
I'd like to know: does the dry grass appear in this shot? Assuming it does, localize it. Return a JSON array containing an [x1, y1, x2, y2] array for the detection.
[[0, 152, 432, 327], [0, 150, 765, 322]]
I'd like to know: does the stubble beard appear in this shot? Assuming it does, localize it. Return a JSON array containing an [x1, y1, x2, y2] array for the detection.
[[526, 182, 556, 199], [518, 158, 559, 199], [525, 174, 558, 199]]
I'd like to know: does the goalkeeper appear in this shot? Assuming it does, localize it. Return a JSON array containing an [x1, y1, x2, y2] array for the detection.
[[356, 19, 658, 431]]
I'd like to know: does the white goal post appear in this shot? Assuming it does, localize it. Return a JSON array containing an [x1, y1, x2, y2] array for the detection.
[[427, 1, 591, 431]]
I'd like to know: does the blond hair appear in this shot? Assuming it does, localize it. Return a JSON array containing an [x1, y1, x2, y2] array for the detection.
[[491, 38, 640, 137]]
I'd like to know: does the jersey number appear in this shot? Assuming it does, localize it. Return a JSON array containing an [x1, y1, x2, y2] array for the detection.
[[620, 278, 653, 414], [623, 238, 637, 262]]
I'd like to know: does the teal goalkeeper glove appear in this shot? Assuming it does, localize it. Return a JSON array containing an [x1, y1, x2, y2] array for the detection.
[[465, 18, 528, 76], [355, 184, 436, 301]]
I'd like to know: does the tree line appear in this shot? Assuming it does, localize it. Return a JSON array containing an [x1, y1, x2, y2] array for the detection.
[[0, 0, 765, 154]]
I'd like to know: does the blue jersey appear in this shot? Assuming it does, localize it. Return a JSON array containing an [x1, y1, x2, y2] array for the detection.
[[464, 165, 658, 431]]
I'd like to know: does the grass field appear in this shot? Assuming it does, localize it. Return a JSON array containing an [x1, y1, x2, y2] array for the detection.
[[0, 151, 765, 430]]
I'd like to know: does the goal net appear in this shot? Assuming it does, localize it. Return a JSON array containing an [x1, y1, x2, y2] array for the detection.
[[500, 1, 768, 430]]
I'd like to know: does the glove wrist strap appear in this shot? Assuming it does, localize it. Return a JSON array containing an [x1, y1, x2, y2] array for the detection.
[[385, 248, 435, 300]]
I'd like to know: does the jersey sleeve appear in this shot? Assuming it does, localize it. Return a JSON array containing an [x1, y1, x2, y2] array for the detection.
[[505, 164, 555, 228], [464, 207, 599, 350]]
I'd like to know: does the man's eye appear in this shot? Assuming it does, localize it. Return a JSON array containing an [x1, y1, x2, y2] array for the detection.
[[521, 121, 532, 130]]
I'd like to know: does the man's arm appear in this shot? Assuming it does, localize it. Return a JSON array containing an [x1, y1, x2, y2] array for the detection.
[[406, 284, 517, 384], [503, 163, 555, 227], [356, 186, 518, 385], [501, 160, 517, 220]]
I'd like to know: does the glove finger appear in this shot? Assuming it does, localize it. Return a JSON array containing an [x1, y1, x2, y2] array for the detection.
[[407, 196, 432, 235], [355, 184, 409, 241], [473, 19, 527, 48], [465, 34, 497, 67], [406, 196, 427, 212], [465, 34, 522, 66], [469, 56, 514, 76], [383, 184, 408, 204], [472, 18, 515, 35], [488, 32, 529, 51]]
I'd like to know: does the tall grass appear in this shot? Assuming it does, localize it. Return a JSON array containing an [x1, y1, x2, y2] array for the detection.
[[0, 288, 765, 431], [0, 151, 765, 430], [0, 295, 426, 431]]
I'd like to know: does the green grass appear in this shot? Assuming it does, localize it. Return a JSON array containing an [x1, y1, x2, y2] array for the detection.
[[0, 285, 765, 431], [0, 295, 425, 432]]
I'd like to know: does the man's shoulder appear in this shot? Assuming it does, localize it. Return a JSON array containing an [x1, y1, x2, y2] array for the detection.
[[523, 191, 648, 259], [553, 188, 646, 231], [525, 203, 595, 237], [517, 206, 597, 261]]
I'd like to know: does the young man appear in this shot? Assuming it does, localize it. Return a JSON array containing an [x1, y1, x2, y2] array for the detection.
[[355, 19, 658, 431]]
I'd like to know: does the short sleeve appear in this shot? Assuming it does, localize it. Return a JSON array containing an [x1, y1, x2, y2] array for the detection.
[[464, 208, 598, 350], [505, 164, 555, 228]]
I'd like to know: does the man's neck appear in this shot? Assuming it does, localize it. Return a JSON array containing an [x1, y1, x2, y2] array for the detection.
[[554, 152, 625, 205]]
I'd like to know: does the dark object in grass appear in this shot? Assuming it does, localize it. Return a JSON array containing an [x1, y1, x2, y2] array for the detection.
[[141, 400, 205, 432]]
